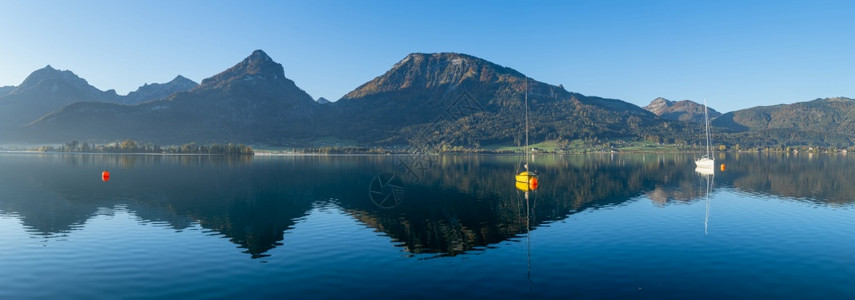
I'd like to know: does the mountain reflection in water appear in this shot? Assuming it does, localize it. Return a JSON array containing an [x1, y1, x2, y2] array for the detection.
[[0, 152, 853, 258]]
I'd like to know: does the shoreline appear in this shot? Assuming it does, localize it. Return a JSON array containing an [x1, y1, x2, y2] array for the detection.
[[0, 150, 252, 156], [2, 149, 847, 157]]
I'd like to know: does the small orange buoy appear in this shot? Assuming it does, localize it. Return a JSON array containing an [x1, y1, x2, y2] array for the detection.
[[529, 177, 539, 190], [101, 170, 110, 182], [720, 164, 726, 172]]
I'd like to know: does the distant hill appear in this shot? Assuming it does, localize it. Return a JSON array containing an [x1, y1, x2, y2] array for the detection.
[[713, 97, 855, 132], [316, 97, 331, 104], [24, 50, 318, 144], [644, 97, 722, 123], [712, 97, 855, 146], [123, 75, 198, 104], [326, 52, 684, 146]]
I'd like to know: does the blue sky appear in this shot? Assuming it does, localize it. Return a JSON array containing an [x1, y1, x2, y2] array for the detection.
[[0, 0, 852, 113]]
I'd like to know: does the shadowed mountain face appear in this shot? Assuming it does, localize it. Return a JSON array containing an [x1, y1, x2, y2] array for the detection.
[[644, 97, 722, 123], [24, 50, 319, 144], [326, 52, 683, 146]]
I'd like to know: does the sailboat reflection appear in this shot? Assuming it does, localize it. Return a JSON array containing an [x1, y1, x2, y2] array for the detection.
[[515, 175, 537, 290], [695, 167, 714, 234]]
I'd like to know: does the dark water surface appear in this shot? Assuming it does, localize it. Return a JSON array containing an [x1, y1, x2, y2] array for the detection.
[[0, 152, 853, 299]]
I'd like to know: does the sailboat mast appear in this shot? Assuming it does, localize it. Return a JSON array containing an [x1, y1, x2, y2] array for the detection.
[[704, 99, 711, 157], [524, 78, 529, 170]]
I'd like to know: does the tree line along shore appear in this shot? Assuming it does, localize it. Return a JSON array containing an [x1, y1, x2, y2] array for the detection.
[[32, 140, 254, 155]]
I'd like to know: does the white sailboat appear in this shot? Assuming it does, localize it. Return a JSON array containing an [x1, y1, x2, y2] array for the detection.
[[695, 99, 715, 170]]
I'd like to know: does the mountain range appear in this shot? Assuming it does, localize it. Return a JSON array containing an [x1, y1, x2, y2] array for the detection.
[[0, 65, 197, 141], [2, 50, 852, 148], [22, 50, 316, 144]]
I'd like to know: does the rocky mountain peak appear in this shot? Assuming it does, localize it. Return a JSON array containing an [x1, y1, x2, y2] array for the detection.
[[342, 52, 525, 100], [12, 65, 106, 98], [168, 75, 192, 84], [643, 97, 674, 114], [249, 49, 272, 62], [197, 50, 284, 90], [644, 98, 721, 123]]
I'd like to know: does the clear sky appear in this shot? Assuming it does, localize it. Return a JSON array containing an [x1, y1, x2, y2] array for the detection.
[[1, 0, 852, 113]]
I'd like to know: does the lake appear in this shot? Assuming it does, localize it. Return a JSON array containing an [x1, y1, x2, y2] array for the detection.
[[0, 152, 853, 299]]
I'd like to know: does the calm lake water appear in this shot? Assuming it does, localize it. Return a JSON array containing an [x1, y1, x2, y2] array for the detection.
[[0, 152, 853, 299]]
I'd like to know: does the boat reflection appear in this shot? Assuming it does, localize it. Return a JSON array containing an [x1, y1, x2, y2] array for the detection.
[[695, 167, 714, 234], [515, 175, 537, 290]]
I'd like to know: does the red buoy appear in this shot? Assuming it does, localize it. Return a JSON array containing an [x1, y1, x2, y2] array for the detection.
[[529, 177, 539, 190], [102, 170, 110, 182]]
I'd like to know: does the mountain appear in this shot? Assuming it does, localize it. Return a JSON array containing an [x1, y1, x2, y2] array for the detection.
[[123, 75, 198, 104], [9, 65, 120, 101], [316, 97, 331, 104], [713, 97, 855, 133], [0, 85, 14, 97], [644, 97, 722, 123], [23, 50, 318, 144], [0, 65, 123, 130], [326, 52, 685, 146], [711, 97, 855, 146]]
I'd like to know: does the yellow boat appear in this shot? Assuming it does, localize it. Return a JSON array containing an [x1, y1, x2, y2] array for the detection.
[[515, 171, 535, 183], [515, 171, 538, 191]]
